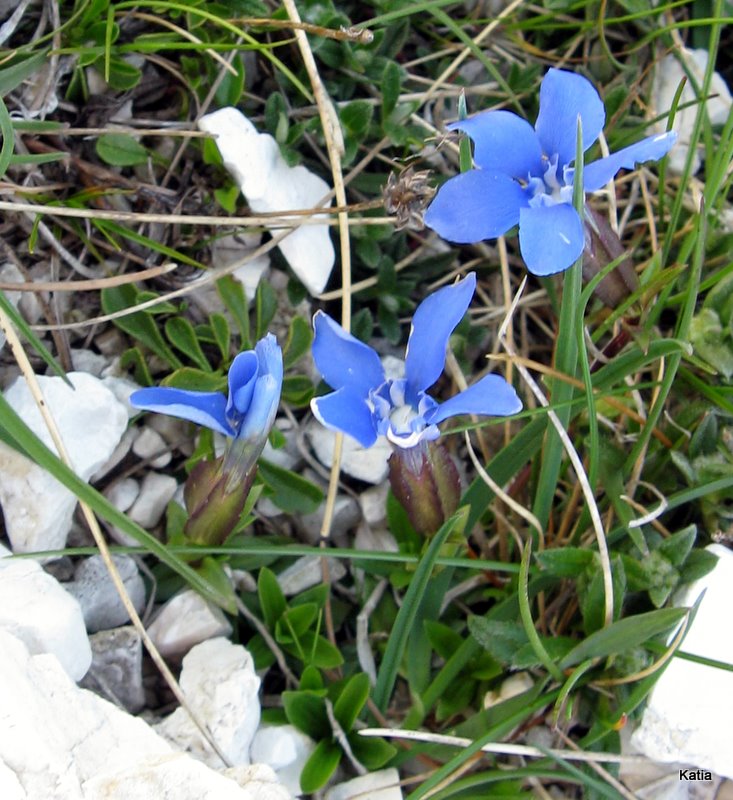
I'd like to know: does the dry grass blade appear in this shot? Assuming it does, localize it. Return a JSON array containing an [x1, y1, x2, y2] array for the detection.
[[0, 262, 178, 292]]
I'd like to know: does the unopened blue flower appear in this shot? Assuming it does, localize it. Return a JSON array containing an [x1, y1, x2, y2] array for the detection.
[[424, 69, 677, 276], [130, 333, 282, 479], [310, 274, 521, 449]]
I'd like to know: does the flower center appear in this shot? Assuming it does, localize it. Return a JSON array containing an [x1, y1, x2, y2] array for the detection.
[[527, 154, 575, 209], [369, 378, 440, 449]]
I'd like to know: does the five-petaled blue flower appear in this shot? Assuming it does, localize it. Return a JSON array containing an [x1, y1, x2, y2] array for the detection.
[[130, 333, 282, 479], [310, 273, 522, 449], [424, 68, 677, 276]]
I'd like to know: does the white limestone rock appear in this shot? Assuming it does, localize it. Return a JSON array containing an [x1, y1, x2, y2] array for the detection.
[[276, 556, 347, 597], [83, 753, 264, 800], [0, 631, 266, 800], [147, 589, 233, 658], [0, 371, 128, 553], [0, 630, 170, 798], [198, 107, 334, 295], [250, 725, 316, 797], [653, 48, 732, 175], [325, 768, 403, 800], [0, 546, 91, 681], [306, 422, 391, 485], [155, 638, 261, 768], [133, 426, 172, 468], [104, 477, 140, 514], [0, 760, 25, 800], [224, 763, 293, 800], [127, 471, 178, 529], [359, 483, 390, 526], [80, 626, 146, 713], [65, 554, 146, 634], [631, 544, 733, 778]]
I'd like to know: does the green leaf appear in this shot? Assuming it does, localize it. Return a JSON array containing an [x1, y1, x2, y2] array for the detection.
[[165, 317, 211, 371], [511, 637, 576, 669], [104, 56, 142, 90], [283, 316, 313, 369], [276, 603, 318, 642], [381, 61, 402, 120], [217, 275, 250, 347], [297, 631, 344, 669], [425, 620, 463, 661], [658, 525, 697, 567], [258, 459, 324, 514], [96, 133, 148, 167], [536, 548, 595, 578], [468, 617, 528, 666], [349, 734, 397, 770], [282, 690, 329, 740], [560, 607, 689, 670], [0, 97, 15, 179], [299, 739, 341, 793], [340, 100, 374, 137], [196, 557, 237, 614], [333, 673, 370, 732], [101, 285, 182, 369], [679, 548, 719, 583], [0, 52, 48, 96], [255, 280, 277, 340], [280, 375, 314, 407], [161, 368, 226, 392], [209, 312, 231, 361], [373, 507, 468, 712], [257, 566, 287, 630], [299, 665, 324, 691]]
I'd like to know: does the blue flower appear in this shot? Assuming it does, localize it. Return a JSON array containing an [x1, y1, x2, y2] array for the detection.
[[310, 274, 522, 449], [130, 333, 282, 477], [424, 68, 677, 276]]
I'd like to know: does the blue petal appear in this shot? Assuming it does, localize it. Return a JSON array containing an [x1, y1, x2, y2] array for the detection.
[[424, 169, 528, 244], [448, 110, 543, 179], [535, 68, 605, 168], [312, 311, 385, 397], [404, 274, 476, 398], [226, 350, 258, 419], [129, 387, 233, 436], [310, 387, 378, 448], [583, 131, 678, 192], [518, 204, 585, 276], [425, 374, 522, 425], [237, 335, 283, 442]]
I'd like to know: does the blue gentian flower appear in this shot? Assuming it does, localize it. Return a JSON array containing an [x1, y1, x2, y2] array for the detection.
[[310, 273, 521, 450], [130, 333, 282, 481], [424, 68, 677, 276]]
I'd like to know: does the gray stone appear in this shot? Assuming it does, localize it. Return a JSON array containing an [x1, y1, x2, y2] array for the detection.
[[80, 626, 145, 713], [66, 554, 146, 634]]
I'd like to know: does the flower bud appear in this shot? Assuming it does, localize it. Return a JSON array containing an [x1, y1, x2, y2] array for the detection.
[[388, 440, 461, 536], [583, 205, 639, 308], [183, 456, 255, 546]]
